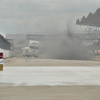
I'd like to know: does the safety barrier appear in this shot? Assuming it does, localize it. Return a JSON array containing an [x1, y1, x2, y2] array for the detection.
[[95, 50, 100, 55], [0, 48, 15, 58], [0, 53, 3, 71]]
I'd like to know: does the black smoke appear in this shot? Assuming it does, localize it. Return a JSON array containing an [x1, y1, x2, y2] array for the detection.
[[40, 25, 91, 60]]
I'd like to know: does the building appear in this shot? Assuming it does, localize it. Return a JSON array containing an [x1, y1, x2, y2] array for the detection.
[[0, 34, 14, 51], [5, 32, 61, 49]]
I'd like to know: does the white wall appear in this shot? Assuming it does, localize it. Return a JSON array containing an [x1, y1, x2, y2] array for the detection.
[[0, 48, 15, 58]]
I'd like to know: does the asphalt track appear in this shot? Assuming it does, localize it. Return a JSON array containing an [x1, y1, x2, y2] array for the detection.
[[2, 57, 100, 86], [1, 57, 100, 100], [4, 56, 100, 66]]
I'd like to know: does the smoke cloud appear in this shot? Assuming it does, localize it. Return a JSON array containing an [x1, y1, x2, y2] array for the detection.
[[40, 23, 91, 60]]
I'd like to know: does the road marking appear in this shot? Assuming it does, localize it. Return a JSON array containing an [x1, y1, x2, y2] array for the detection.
[[4, 57, 16, 63], [0, 67, 100, 86]]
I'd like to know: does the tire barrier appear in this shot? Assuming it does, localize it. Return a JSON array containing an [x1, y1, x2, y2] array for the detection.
[[0, 53, 3, 71]]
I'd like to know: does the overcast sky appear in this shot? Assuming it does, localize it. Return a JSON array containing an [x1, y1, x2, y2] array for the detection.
[[0, 0, 100, 36]]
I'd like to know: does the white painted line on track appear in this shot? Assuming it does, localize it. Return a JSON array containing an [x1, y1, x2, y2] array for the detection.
[[4, 57, 17, 64], [9, 57, 16, 62], [0, 66, 100, 86]]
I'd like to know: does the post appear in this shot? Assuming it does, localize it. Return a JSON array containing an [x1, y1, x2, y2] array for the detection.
[[0, 53, 3, 71]]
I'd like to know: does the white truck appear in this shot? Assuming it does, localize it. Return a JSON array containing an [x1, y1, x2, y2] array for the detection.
[[28, 40, 39, 57], [22, 47, 32, 57]]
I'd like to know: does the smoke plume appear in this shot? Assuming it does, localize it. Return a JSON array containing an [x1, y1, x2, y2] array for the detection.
[[40, 23, 91, 60]]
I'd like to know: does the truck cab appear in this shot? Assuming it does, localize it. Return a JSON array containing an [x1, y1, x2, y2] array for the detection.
[[28, 40, 39, 57]]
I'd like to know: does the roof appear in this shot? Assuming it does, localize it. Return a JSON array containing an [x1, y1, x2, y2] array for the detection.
[[76, 8, 100, 27]]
